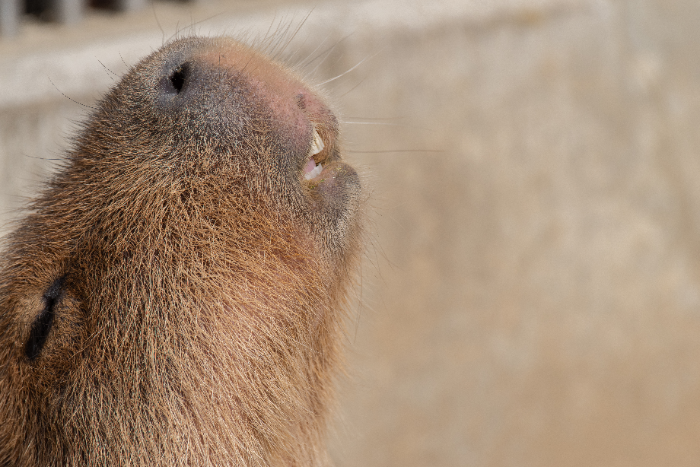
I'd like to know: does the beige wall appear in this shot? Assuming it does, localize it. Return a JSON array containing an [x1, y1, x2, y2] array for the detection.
[[3, 0, 700, 465], [329, 1, 700, 465]]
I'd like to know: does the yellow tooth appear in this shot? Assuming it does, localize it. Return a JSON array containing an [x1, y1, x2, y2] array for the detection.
[[310, 129, 325, 156]]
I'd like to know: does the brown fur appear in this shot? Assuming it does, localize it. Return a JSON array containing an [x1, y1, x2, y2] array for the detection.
[[0, 36, 362, 466]]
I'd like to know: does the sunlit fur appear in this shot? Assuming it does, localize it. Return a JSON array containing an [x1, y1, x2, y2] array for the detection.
[[0, 36, 362, 466]]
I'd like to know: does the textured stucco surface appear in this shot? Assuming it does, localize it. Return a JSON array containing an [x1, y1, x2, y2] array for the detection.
[[328, 1, 700, 465], [2, 0, 700, 465]]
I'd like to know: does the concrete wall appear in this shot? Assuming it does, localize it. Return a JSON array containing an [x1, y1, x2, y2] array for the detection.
[[3, 0, 700, 465]]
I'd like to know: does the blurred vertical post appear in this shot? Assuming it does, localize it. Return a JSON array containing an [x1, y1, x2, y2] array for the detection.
[[54, 0, 84, 24], [0, 0, 21, 37], [111, 0, 147, 11]]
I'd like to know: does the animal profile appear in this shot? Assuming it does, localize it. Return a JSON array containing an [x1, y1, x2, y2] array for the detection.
[[0, 36, 363, 466]]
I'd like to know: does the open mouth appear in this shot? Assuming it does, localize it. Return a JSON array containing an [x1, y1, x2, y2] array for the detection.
[[303, 127, 328, 181]]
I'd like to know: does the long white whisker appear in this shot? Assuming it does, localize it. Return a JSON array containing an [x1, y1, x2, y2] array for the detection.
[[341, 121, 403, 126], [307, 35, 352, 75], [318, 53, 377, 85]]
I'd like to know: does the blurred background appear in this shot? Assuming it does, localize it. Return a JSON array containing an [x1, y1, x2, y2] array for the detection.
[[2, 0, 700, 465]]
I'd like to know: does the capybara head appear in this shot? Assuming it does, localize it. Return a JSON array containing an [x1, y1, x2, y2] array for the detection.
[[0, 36, 362, 466]]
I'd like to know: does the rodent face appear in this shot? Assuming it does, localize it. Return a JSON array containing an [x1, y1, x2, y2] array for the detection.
[[0, 36, 362, 465], [100, 36, 361, 261]]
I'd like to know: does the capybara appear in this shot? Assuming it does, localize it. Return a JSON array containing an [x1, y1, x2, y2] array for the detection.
[[0, 36, 363, 466]]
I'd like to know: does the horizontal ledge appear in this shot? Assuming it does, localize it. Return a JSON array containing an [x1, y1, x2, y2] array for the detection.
[[0, 0, 600, 109]]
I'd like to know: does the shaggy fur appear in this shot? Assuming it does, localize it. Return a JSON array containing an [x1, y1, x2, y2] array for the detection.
[[0, 37, 362, 466]]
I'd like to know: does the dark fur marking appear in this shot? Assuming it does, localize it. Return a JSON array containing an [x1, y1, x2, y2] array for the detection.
[[25, 276, 65, 361]]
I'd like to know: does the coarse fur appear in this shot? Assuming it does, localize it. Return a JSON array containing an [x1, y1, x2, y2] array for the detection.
[[0, 36, 362, 466]]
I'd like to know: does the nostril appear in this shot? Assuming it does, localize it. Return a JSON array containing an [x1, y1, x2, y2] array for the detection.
[[169, 63, 190, 94], [296, 93, 306, 110]]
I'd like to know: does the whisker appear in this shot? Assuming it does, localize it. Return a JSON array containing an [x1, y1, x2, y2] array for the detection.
[[49, 78, 97, 111], [271, 10, 314, 61], [257, 14, 284, 53], [347, 149, 446, 154], [269, 20, 296, 56], [306, 35, 352, 75], [341, 121, 405, 126], [19, 153, 63, 161], [119, 53, 129, 70], [318, 52, 378, 85], [344, 116, 408, 121], [336, 73, 369, 98], [297, 36, 331, 68], [150, 0, 165, 46], [96, 59, 118, 81]]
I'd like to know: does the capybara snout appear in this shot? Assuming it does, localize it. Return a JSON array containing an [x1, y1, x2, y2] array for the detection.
[[0, 36, 362, 467]]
